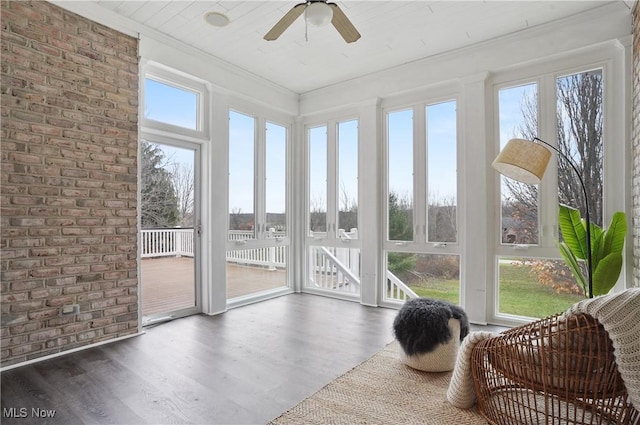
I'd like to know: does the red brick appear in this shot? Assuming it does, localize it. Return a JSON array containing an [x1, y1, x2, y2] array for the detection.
[[2, 0, 138, 367], [10, 217, 45, 226], [10, 258, 43, 269], [29, 328, 60, 342], [29, 268, 60, 278], [28, 308, 60, 321]]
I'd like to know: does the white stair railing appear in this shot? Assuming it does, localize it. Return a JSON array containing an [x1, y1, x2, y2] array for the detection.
[[308, 246, 360, 294], [386, 270, 418, 300]]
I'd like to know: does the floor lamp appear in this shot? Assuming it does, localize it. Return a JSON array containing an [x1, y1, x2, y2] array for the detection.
[[492, 137, 593, 298]]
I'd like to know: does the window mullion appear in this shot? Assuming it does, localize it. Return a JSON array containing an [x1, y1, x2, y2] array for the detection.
[[539, 74, 559, 248], [255, 117, 267, 239], [413, 104, 427, 245], [326, 121, 338, 239]]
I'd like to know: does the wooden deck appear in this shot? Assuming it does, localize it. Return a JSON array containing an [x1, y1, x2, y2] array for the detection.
[[141, 257, 287, 316]]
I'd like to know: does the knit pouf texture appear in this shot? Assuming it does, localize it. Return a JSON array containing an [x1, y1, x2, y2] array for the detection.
[[400, 318, 461, 372]]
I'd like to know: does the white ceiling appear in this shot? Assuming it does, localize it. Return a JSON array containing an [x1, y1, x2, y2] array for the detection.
[[82, 1, 629, 94]]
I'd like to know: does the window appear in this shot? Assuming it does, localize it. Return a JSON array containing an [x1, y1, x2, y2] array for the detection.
[[308, 125, 328, 234], [305, 118, 361, 298], [556, 70, 603, 227], [226, 109, 290, 300], [427, 101, 457, 243], [144, 78, 198, 130], [387, 109, 414, 242], [265, 122, 288, 235], [228, 110, 256, 239], [142, 63, 209, 139], [338, 120, 358, 234], [498, 83, 540, 245], [494, 68, 605, 320], [384, 100, 460, 304]]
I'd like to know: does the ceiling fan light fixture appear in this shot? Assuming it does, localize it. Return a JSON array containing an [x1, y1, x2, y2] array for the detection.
[[204, 11, 230, 27], [305, 2, 333, 27]]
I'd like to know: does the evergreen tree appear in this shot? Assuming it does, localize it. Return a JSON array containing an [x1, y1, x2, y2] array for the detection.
[[387, 191, 416, 278]]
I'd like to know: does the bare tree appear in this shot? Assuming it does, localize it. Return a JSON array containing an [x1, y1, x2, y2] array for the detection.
[[309, 195, 327, 232], [428, 191, 457, 242], [170, 162, 194, 227], [229, 207, 243, 231], [556, 71, 603, 226], [501, 88, 540, 244], [500, 71, 603, 295], [338, 182, 358, 232], [502, 70, 603, 244]]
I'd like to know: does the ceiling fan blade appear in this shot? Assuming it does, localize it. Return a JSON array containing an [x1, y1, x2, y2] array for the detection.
[[264, 3, 306, 41], [328, 3, 361, 43]]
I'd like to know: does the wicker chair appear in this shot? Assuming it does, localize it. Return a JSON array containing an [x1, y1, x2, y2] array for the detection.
[[471, 313, 639, 425]]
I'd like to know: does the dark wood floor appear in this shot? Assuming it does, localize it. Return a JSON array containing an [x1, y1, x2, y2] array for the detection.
[[1, 294, 506, 425], [1, 294, 400, 425]]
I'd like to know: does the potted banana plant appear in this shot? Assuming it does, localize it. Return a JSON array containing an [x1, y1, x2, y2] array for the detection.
[[557, 205, 627, 298]]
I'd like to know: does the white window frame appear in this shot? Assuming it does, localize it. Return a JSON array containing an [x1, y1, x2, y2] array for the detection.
[[225, 102, 293, 308], [141, 60, 210, 141], [380, 94, 462, 306], [226, 101, 292, 244], [488, 46, 628, 326]]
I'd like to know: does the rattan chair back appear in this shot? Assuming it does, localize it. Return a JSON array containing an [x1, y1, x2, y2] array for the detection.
[[471, 313, 639, 424]]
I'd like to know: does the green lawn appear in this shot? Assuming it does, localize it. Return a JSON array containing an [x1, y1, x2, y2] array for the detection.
[[498, 262, 583, 317], [409, 262, 583, 319], [412, 283, 460, 305]]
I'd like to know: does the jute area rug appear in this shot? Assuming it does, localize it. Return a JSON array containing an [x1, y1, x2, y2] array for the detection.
[[269, 341, 486, 425]]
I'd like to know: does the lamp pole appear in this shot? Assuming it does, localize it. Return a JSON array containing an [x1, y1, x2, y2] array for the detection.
[[533, 138, 593, 298]]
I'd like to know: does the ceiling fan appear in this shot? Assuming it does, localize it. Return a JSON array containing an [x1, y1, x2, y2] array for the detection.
[[264, 1, 361, 43]]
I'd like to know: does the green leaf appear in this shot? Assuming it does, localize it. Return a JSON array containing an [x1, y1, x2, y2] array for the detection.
[[589, 222, 603, 255], [602, 212, 627, 256], [591, 232, 605, 269], [592, 252, 623, 296], [558, 205, 587, 260], [556, 206, 626, 299], [557, 241, 587, 296]]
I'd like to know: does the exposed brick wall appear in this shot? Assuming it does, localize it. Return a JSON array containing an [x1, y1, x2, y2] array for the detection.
[[634, 3, 640, 289], [1, 1, 139, 367]]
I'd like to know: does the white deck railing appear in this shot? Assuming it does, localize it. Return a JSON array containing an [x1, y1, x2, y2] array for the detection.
[[141, 228, 195, 258], [141, 228, 417, 300], [227, 229, 287, 270]]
